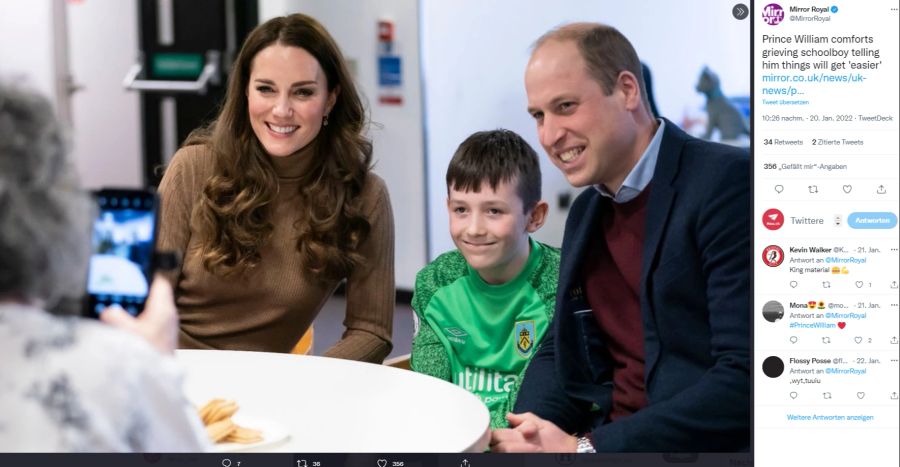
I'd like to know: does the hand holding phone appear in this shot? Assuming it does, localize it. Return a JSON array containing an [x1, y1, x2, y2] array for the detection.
[[100, 275, 178, 354]]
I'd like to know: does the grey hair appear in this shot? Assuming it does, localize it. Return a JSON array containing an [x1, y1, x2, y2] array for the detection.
[[0, 82, 92, 306]]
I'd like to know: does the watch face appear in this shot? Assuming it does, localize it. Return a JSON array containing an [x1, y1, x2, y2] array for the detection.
[[576, 436, 596, 453]]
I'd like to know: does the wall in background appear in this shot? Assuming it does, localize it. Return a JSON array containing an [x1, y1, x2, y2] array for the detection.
[[66, 0, 143, 189], [260, 0, 427, 290], [421, 0, 751, 258], [0, 2, 56, 99], [0, 1, 143, 189]]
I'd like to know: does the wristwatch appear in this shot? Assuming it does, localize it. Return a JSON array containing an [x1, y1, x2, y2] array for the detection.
[[575, 435, 596, 453]]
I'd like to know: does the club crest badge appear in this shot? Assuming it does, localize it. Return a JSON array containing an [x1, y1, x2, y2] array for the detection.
[[515, 320, 535, 357]]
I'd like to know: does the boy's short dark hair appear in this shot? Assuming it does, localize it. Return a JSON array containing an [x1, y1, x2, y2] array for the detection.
[[446, 129, 541, 213]]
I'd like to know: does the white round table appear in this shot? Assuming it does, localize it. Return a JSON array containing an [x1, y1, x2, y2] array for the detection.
[[176, 349, 490, 452]]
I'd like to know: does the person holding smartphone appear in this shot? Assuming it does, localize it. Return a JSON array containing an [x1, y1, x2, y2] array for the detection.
[[0, 83, 208, 451], [158, 14, 395, 360]]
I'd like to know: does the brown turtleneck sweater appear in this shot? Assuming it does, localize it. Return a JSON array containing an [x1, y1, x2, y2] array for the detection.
[[157, 143, 394, 362]]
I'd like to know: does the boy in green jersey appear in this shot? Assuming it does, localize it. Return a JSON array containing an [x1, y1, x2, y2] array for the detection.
[[411, 129, 560, 429]]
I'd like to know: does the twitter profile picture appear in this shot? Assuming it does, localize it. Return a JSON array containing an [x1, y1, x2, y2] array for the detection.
[[762, 300, 785, 322], [762, 356, 785, 378]]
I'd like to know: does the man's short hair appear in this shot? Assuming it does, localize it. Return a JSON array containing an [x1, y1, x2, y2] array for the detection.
[[446, 129, 541, 213], [535, 22, 652, 114]]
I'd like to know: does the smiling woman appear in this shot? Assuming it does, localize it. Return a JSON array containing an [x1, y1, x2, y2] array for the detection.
[[247, 44, 336, 158], [156, 14, 395, 361]]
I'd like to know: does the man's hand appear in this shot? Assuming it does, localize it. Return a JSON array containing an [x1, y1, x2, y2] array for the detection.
[[100, 275, 178, 354], [490, 412, 578, 452]]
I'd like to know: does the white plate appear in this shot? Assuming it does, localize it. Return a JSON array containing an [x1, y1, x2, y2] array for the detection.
[[212, 415, 290, 452]]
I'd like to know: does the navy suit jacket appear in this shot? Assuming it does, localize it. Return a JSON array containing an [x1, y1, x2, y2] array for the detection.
[[515, 120, 751, 452]]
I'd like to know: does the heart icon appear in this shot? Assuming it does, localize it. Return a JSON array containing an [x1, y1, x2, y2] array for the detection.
[[855, 281, 864, 288], [843, 185, 852, 193], [377, 460, 387, 467], [790, 336, 798, 343], [838, 322, 846, 329], [775, 184, 784, 193], [855, 336, 862, 343], [790, 281, 798, 288], [857, 392, 865, 399], [790, 392, 798, 399]]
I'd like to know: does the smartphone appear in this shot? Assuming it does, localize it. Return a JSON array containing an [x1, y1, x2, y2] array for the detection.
[[84, 188, 159, 317]]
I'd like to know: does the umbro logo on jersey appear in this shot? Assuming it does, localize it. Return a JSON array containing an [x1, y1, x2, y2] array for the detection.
[[444, 327, 468, 337], [445, 326, 468, 344]]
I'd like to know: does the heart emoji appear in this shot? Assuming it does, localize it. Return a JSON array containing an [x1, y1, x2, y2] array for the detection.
[[838, 322, 846, 329], [855, 281, 864, 288], [857, 392, 865, 399], [790, 392, 798, 399], [790, 281, 798, 288], [377, 460, 387, 467], [843, 185, 852, 193], [775, 184, 784, 193], [855, 336, 862, 343]]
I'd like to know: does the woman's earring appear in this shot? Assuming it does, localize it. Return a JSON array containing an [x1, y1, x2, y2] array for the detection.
[[323, 114, 329, 127]]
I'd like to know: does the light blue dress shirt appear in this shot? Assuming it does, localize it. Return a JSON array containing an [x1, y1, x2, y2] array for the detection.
[[595, 119, 665, 203]]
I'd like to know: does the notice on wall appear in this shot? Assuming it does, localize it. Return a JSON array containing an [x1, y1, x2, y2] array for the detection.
[[377, 19, 403, 106]]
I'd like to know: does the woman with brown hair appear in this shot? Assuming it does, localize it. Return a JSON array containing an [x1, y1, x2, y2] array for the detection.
[[158, 13, 394, 362]]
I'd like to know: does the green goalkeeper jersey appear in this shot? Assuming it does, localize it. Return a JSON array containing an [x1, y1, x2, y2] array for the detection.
[[411, 238, 560, 429]]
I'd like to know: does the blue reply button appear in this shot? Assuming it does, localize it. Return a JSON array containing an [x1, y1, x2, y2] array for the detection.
[[847, 212, 897, 229]]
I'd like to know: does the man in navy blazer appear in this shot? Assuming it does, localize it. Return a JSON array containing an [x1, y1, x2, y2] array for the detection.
[[490, 23, 750, 452]]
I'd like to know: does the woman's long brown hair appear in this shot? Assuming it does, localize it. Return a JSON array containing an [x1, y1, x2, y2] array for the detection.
[[185, 13, 372, 282]]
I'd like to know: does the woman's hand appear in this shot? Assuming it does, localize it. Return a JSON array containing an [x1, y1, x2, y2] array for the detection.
[[100, 275, 178, 354]]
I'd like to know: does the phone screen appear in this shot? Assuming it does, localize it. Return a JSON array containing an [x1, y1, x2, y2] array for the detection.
[[85, 189, 158, 317]]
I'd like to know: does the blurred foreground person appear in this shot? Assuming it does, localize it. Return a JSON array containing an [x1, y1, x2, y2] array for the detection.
[[0, 83, 208, 452]]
